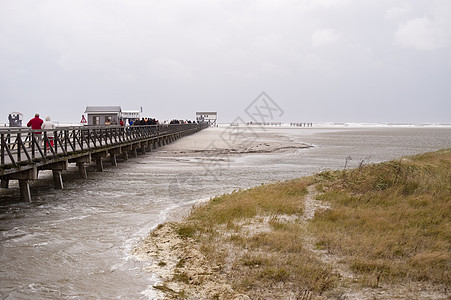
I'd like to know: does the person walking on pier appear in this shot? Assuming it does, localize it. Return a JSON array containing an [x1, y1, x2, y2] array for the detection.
[[27, 113, 44, 143], [41, 116, 56, 152]]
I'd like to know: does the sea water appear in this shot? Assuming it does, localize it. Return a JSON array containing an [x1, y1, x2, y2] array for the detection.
[[1, 126, 450, 299]]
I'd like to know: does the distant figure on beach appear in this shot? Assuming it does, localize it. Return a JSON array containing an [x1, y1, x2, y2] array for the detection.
[[41, 116, 56, 152], [27, 113, 44, 142]]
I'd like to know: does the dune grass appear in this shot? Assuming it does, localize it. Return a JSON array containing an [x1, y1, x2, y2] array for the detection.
[[185, 178, 308, 227], [176, 178, 337, 297], [310, 149, 451, 286], [171, 149, 450, 297]]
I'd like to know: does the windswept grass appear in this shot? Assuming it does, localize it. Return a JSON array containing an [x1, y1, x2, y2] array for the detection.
[[310, 149, 451, 286], [169, 149, 450, 298], [175, 178, 338, 297], [184, 178, 309, 233]]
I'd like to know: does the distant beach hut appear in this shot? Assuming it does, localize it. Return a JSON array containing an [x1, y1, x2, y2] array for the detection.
[[196, 112, 217, 126]]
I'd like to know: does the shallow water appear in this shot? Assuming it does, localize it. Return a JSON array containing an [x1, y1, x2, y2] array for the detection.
[[1, 126, 450, 299]]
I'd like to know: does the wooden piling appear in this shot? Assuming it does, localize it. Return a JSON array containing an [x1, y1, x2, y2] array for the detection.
[[19, 180, 32, 202], [96, 158, 104, 172], [77, 162, 88, 179], [52, 170, 64, 189], [1, 177, 9, 189], [110, 153, 117, 166], [122, 151, 129, 161]]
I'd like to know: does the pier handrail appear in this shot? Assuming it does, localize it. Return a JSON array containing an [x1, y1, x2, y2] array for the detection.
[[1, 123, 207, 169]]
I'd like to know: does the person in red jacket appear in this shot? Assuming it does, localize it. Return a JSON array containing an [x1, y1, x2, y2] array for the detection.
[[27, 113, 44, 142]]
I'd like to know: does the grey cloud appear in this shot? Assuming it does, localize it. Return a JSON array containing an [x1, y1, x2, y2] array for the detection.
[[0, 0, 450, 124]]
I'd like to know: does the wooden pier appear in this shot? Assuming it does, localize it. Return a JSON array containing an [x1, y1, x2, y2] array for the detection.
[[0, 123, 208, 201]]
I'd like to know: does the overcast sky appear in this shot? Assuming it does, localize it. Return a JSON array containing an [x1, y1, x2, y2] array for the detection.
[[1, 0, 450, 124]]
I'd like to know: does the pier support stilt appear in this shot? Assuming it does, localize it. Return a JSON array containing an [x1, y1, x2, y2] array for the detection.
[[10, 168, 37, 202], [122, 151, 128, 161], [96, 158, 104, 172], [70, 155, 90, 180], [1, 178, 9, 189], [110, 154, 117, 166], [91, 151, 107, 172], [52, 170, 64, 190], [77, 162, 88, 179], [19, 180, 32, 202]]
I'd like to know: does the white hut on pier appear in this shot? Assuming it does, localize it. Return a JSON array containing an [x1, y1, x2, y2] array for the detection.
[[84, 106, 121, 125]]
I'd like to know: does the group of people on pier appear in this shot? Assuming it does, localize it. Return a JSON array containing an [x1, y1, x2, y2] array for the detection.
[[290, 122, 313, 127], [246, 121, 283, 126], [169, 119, 196, 124], [111, 117, 198, 126], [127, 117, 159, 126]]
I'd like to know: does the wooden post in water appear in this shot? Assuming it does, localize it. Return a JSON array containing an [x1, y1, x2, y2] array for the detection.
[[120, 145, 131, 161], [77, 162, 88, 179], [42, 161, 68, 190], [109, 147, 122, 166], [92, 151, 107, 172], [140, 142, 146, 154], [1, 177, 9, 189], [19, 180, 32, 202], [52, 170, 64, 189], [70, 155, 91, 180], [10, 167, 38, 201], [96, 158, 104, 172], [131, 145, 138, 157], [110, 154, 117, 166]]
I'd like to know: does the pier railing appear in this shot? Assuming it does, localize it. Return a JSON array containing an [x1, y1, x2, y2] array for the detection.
[[1, 123, 206, 169]]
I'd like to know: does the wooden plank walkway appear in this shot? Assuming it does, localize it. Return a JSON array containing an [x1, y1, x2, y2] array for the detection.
[[0, 123, 207, 201]]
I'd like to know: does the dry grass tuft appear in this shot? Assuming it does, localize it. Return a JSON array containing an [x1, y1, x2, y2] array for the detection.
[[310, 149, 451, 286]]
